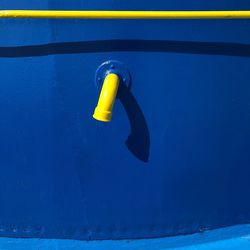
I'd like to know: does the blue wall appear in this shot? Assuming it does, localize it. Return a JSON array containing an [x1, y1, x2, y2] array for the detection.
[[0, 1, 250, 240]]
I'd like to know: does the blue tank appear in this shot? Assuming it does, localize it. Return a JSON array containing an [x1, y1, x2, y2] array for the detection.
[[0, 1, 250, 248]]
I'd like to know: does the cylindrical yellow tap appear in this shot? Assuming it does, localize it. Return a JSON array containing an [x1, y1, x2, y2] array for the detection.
[[93, 73, 120, 122]]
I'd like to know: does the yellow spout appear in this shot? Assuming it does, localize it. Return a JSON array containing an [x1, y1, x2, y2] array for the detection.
[[93, 73, 120, 122]]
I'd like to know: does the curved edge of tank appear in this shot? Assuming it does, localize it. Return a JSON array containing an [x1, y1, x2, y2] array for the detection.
[[0, 224, 249, 250]]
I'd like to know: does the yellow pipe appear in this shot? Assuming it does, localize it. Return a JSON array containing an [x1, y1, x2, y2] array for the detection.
[[93, 73, 120, 122], [0, 10, 250, 19]]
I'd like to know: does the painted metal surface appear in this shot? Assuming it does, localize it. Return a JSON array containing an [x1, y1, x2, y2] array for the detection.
[[0, 0, 250, 241], [0, 225, 250, 250]]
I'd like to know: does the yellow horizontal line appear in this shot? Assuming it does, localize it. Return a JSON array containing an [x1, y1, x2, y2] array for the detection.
[[0, 10, 250, 19]]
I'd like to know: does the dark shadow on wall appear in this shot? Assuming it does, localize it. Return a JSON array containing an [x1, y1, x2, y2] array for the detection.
[[0, 39, 250, 57], [117, 82, 150, 163]]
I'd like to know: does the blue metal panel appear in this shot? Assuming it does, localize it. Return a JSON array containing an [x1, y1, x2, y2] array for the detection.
[[0, 0, 250, 241]]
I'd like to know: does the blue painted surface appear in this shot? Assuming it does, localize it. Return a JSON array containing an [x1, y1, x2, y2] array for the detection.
[[0, 225, 250, 249], [0, 0, 250, 241]]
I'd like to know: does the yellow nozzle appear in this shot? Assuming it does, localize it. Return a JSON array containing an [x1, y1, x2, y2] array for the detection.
[[93, 73, 120, 122]]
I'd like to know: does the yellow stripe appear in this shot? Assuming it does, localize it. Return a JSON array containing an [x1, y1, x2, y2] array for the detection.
[[0, 10, 250, 19]]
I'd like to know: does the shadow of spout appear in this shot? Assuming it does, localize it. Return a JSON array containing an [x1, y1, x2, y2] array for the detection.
[[118, 83, 150, 163]]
